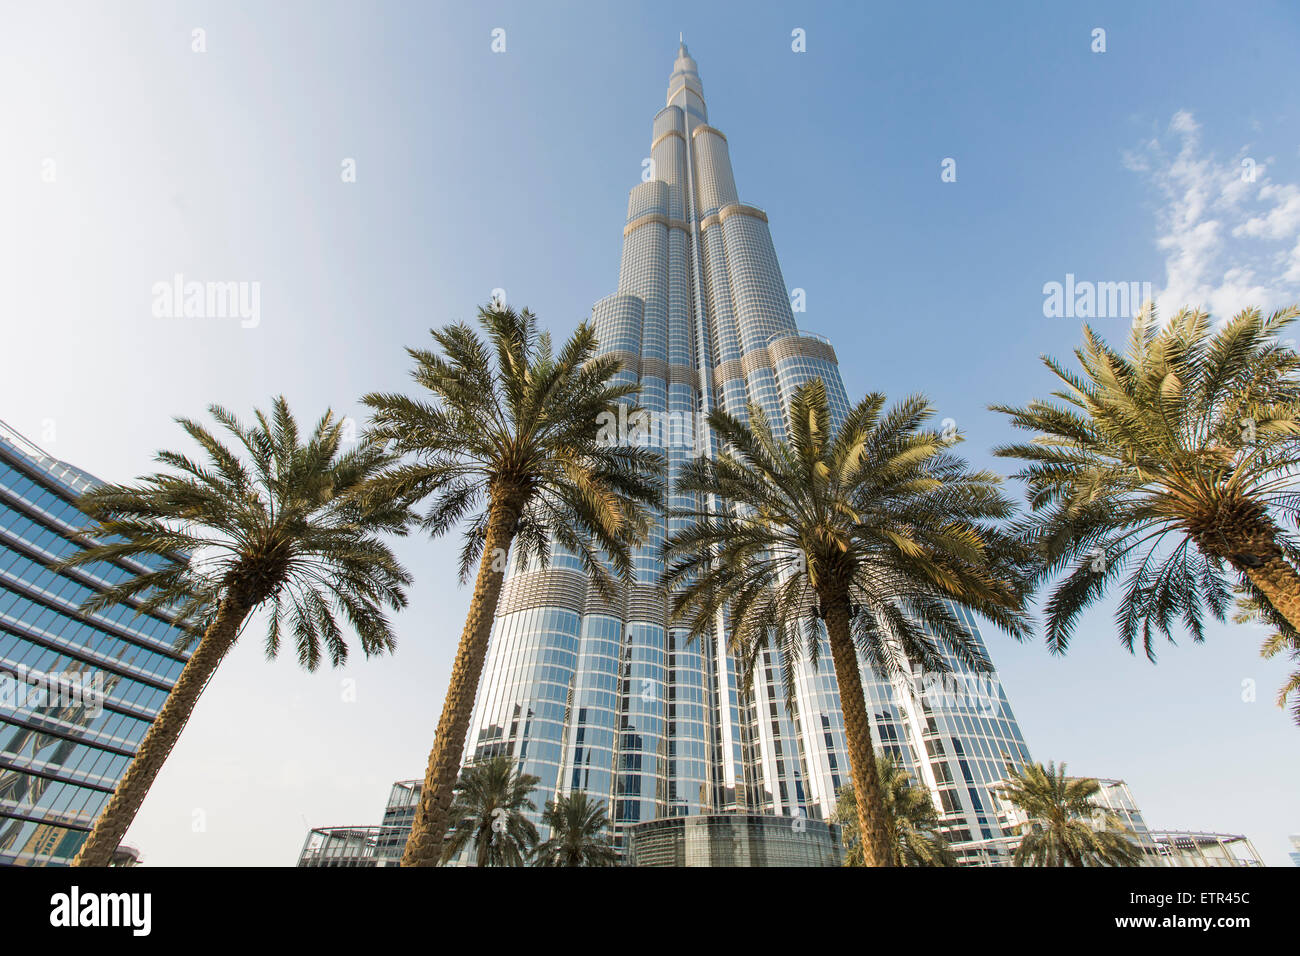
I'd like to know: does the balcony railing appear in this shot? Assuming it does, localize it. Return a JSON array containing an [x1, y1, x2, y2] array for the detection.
[[297, 825, 410, 867]]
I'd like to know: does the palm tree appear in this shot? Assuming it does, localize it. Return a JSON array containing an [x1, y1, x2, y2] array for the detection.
[[992, 305, 1300, 659], [363, 304, 662, 866], [664, 379, 1032, 866], [833, 753, 956, 866], [1234, 593, 1300, 725], [996, 762, 1143, 867], [59, 398, 411, 866], [1261, 631, 1300, 724], [533, 790, 618, 867], [441, 755, 540, 867]]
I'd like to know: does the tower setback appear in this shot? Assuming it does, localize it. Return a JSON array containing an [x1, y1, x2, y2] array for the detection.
[[462, 43, 1033, 862]]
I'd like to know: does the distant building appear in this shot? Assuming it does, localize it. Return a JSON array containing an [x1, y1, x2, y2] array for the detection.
[[0, 422, 192, 865], [988, 773, 1262, 867], [300, 778, 845, 868], [1148, 831, 1263, 868], [626, 814, 841, 867], [110, 844, 142, 867], [298, 779, 419, 867]]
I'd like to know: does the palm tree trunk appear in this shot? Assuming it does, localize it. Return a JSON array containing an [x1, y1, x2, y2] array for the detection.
[[1202, 508, 1300, 630], [401, 494, 521, 867], [72, 593, 251, 866], [476, 821, 492, 868], [1240, 550, 1300, 632], [823, 591, 895, 867]]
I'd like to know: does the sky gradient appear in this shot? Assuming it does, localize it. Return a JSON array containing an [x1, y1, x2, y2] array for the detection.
[[2, 0, 1298, 865]]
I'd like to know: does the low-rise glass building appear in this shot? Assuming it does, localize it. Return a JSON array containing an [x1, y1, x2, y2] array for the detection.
[[626, 813, 842, 867], [300, 779, 846, 867], [984, 774, 1263, 867], [298, 779, 420, 867], [1148, 831, 1263, 867]]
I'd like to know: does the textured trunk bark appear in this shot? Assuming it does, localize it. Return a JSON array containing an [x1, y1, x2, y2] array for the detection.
[[824, 590, 896, 867], [476, 820, 492, 868], [72, 593, 251, 867], [1241, 550, 1300, 633], [1196, 505, 1300, 631], [401, 495, 520, 867]]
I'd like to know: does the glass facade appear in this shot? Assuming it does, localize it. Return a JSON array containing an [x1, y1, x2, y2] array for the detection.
[[460, 43, 1035, 860], [626, 813, 842, 867], [298, 779, 420, 867], [981, 775, 1262, 867], [1147, 832, 1263, 867], [0, 423, 191, 865]]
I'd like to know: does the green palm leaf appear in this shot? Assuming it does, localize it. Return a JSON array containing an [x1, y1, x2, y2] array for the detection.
[[992, 305, 1300, 711], [996, 762, 1143, 867], [365, 303, 664, 867], [665, 379, 1032, 866], [59, 397, 412, 865]]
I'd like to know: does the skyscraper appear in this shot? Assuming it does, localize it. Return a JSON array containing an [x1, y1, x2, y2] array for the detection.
[[0, 422, 192, 865], [461, 43, 1033, 860]]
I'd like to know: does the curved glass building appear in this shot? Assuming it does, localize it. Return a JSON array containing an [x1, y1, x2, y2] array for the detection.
[[627, 813, 842, 867], [461, 43, 1033, 862], [0, 423, 192, 865]]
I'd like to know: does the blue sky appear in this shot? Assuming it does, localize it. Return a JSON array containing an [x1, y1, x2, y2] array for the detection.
[[2, 0, 1299, 865]]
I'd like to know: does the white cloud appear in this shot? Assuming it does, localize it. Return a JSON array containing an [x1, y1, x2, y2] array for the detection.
[[1124, 111, 1300, 320]]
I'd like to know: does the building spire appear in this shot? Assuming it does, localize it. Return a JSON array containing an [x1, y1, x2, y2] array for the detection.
[[669, 37, 702, 113]]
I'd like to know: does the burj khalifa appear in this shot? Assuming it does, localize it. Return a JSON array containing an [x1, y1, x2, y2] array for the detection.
[[461, 42, 1033, 863]]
